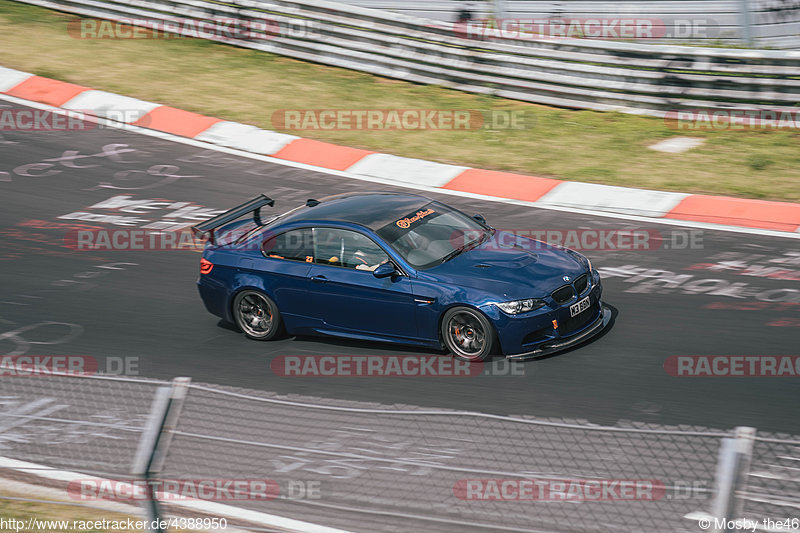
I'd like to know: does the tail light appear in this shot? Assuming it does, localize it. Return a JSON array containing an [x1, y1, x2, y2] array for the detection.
[[200, 258, 214, 274]]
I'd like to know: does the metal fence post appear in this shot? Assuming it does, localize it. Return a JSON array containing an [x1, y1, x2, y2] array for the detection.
[[711, 426, 756, 532], [132, 377, 192, 533], [493, 0, 506, 20], [738, 0, 754, 46]]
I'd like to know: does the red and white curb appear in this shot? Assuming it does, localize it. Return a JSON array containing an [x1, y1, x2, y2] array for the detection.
[[1, 65, 798, 234]]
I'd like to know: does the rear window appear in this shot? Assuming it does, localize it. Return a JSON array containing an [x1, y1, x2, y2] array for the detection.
[[261, 228, 314, 263]]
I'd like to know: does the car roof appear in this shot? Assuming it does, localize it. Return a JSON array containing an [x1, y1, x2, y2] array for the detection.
[[274, 192, 433, 231]]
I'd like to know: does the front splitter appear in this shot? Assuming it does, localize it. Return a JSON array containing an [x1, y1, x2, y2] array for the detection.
[[506, 305, 613, 361]]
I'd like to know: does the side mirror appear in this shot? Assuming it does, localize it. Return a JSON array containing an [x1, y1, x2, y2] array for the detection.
[[373, 262, 397, 279], [472, 214, 487, 225]]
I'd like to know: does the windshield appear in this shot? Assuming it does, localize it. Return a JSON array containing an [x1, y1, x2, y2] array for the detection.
[[375, 201, 491, 270]]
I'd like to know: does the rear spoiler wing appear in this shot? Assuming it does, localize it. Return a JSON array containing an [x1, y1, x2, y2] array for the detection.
[[191, 193, 274, 243]]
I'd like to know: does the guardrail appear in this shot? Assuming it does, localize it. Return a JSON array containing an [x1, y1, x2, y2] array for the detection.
[[13, 0, 800, 116], [336, 0, 800, 49], [2, 373, 799, 533]]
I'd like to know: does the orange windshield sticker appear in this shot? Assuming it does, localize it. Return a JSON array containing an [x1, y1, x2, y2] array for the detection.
[[396, 208, 435, 229]]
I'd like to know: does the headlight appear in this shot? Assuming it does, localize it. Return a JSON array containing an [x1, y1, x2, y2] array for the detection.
[[495, 298, 546, 315], [586, 256, 593, 272]]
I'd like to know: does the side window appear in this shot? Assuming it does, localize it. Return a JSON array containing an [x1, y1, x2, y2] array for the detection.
[[313, 228, 389, 271], [261, 228, 314, 263]]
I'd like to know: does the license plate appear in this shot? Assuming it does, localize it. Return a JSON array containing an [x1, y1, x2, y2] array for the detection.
[[570, 296, 590, 317]]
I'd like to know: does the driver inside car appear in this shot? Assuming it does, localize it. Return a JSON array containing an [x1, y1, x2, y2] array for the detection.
[[352, 249, 388, 271]]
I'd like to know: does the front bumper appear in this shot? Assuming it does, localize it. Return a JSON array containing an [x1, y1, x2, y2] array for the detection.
[[505, 305, 612, 360], [485, 270, 603, 356]]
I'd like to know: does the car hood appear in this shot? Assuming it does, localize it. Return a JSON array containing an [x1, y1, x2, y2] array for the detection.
[[422, 233, 586, 300]]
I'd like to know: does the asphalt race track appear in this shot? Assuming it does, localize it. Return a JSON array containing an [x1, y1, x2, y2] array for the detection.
[[1, 102, 798, 435]]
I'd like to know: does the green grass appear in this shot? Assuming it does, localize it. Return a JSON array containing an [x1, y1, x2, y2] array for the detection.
[[1, 1, 798, 201]]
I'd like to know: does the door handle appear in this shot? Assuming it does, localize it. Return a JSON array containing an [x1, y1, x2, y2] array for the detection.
[[311, 275, 329, 283]]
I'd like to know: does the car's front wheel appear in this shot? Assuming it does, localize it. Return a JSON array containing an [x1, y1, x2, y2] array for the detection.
[[233, 290, 283, 340], [441, 306, 496, 362]]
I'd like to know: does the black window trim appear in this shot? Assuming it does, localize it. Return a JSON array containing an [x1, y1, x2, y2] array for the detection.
[[260, 224, 409, 276]]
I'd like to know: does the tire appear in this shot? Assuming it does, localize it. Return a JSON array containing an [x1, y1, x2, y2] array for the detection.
[[233, 290, 283, 341], [441, 306, 496, 362]]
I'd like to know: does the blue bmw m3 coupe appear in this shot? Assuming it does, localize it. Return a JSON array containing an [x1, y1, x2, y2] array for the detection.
[[193, 192, 610, 361]]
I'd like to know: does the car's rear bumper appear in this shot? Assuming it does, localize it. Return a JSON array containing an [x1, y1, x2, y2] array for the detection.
[[505, 305, 612, 360], [198, 274, 230, 321]]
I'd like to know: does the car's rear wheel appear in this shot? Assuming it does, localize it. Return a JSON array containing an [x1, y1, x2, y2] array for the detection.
[[233, 290, 282, 340], [441, 307, 496, 362]]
